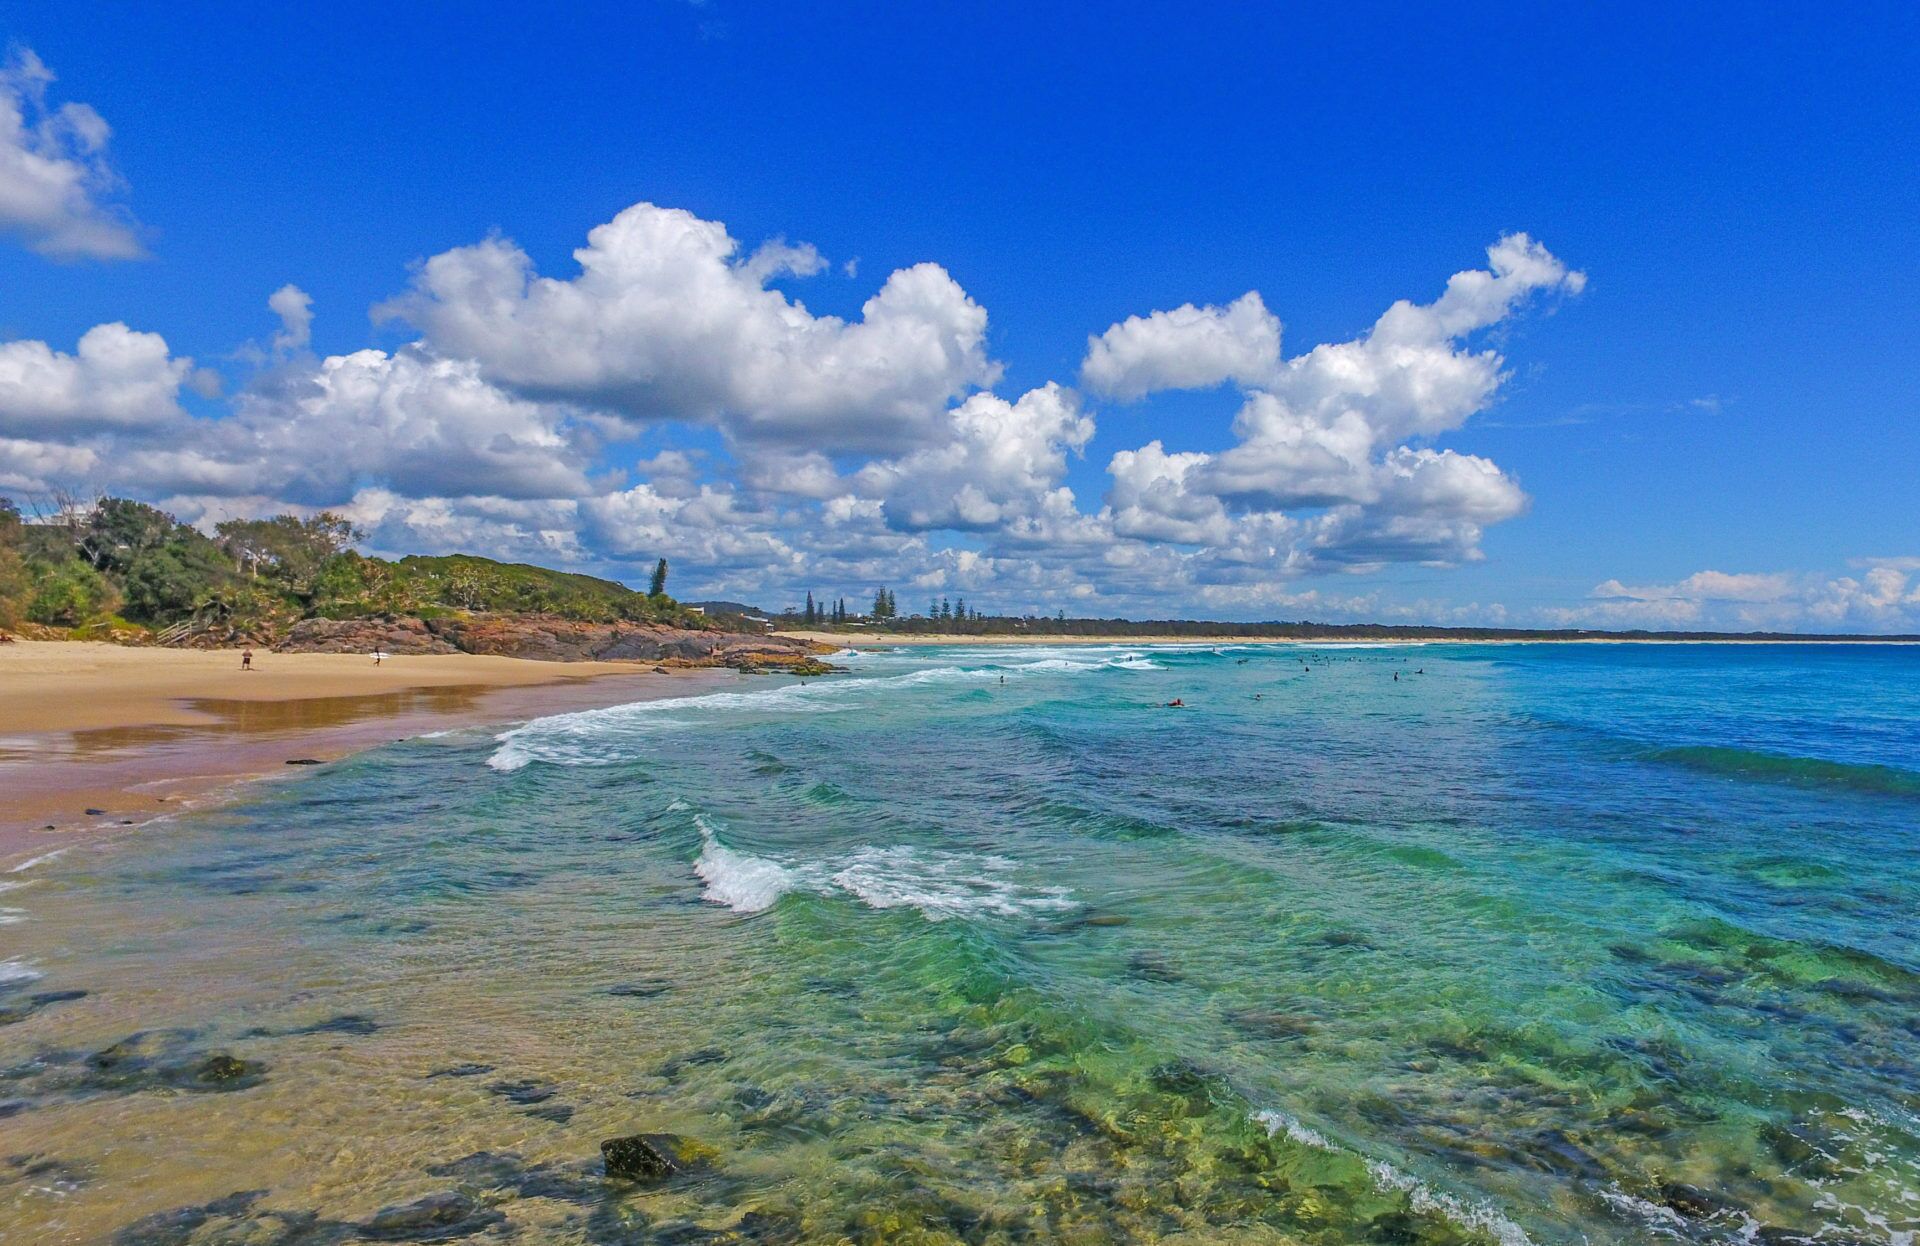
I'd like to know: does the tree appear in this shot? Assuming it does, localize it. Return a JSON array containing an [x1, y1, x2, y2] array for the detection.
[[28, 560, 118, 626], [81, 498, 178, 573], [883, 588, 896, 618], [873, 587, 889, 619], [215, 512, 362, 597], [649, 558, 669, 597], [804, 591, 816, 624]]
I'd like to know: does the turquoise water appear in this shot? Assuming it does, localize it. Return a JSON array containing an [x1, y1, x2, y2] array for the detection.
[[3, 642, 1918, 1245]]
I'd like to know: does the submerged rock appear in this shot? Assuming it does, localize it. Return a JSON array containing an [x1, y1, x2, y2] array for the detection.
[[655, 1047, 728, 1079], [425, 1062, 494, 1079], [81, 1032, 268, 1095], [0, 988, 87, 1027], [600, 1133, 716, 1182], [358, 1191, 503, 1241], [487, 1078, 558, 1105]]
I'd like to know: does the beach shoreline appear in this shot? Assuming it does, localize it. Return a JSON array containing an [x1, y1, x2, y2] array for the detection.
[[0, 641, 735, 861], [776, 630, 1920, 647]]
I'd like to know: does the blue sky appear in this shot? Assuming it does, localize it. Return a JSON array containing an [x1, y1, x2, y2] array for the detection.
[[2, 2, 1916, 629]]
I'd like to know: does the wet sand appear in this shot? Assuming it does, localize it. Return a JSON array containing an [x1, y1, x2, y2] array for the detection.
[[0, 641, 734, 858]]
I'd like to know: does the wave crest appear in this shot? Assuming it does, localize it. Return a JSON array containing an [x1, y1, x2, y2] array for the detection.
[[692, 817, 1074, 922]]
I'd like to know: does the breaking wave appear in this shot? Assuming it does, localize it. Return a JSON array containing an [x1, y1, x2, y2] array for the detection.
[[693, 817, 1074, 922], [489, 648, 1173, 769], [1254, 1110, 1535, 1246]]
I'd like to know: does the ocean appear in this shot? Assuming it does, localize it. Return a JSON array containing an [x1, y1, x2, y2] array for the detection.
[[2, 642, 1917, 1245]]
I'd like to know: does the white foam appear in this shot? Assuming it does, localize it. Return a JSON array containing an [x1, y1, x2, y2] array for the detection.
[[1254, 1109, 1335, 1151], [694, 823, 801, 913], [1597, 1188, 1687, 1236], [7, 848, 68, 873], [490, 666, 996, 769], [0, 908, 26, 926], [0, 959, 41, 985], [1363, 1160, 1534, 1246], [827, 846, 1076, 921], [1256, 1109, 1534, 1246], [691, 817, 1074, 922]]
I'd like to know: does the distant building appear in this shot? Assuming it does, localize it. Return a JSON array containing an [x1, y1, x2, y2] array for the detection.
[[685, 605, 705, 616]]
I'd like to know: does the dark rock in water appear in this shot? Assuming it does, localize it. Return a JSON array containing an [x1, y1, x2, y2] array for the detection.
[[297, 1013, 378, 1037], [109, 1189, 269, 1246], [359, 1191, 503, 1241], [1074, 913, 1132, 928], [734, 1209, 806, 1244], [285, 758, 323, 766], [426, 1062, 494, 1079], [0, 1100, 25, 1118], [187, 1053, 266, 1089], [730, 1085, 777, 1111], [607, 980, 671, 998], [84, 808, 105, 816], [1126, 952, 1184, 983], [425, 1151, 599, 1205], [0, 989, 87, 1026], [601, 1133, 714, 1181], [526, 1103, 575, 1124], [655, 1047, 728, 1078], [81, 1033, 268, 1095], [244, 1013, 380, 1040], [488, 1078, 558, 1105], [1660, 1182, 1739, 1221]]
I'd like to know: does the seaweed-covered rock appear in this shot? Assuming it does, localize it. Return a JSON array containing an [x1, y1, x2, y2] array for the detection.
[[600, 1133, 715, 1181]]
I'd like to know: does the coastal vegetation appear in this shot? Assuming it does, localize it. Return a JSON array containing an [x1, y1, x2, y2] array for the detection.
[[0, 495, 700, 644]]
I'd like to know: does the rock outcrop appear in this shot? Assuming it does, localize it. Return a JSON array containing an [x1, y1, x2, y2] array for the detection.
[[276, 613, 835, 673], [276, 617, 458, 655]]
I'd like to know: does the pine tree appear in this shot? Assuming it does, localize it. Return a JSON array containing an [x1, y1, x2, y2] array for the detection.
[[805, 591, 816, 624], [873, 587, 887, 618], [929, 597, 939, 619], [648, 558, 668, 597]]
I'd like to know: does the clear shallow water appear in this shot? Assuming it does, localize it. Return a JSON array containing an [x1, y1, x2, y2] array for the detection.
[[3, 643, 1918, 1245]]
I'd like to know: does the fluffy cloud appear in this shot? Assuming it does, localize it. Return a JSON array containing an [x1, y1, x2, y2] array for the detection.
[[1081, 291, 1281, 400], [1553, 564, 1920, 631], [1, 206, 1595, 619], [1095, 234, 1576, 569], [268, 284, 314, 352], [227, 349, 593, 503], [858, 383, 1094, 532], [0, 48, 142, 260], [378, 202, 999, 453], [0, 323, 190, 436]]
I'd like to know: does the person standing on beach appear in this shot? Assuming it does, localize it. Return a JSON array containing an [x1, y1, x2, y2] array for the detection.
[[241, 647, 253, 671]]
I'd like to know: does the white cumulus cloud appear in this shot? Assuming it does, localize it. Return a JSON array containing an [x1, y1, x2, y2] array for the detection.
[[0, 47, 143, 260], [378, 202, 1000, 453], [1081, 291, 1281, 400]]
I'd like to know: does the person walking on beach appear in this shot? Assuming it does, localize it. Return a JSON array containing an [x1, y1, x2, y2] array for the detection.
[[240, 647, 254, 671]]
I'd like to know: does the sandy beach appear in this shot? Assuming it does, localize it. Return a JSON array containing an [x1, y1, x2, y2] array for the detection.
[[0, 641, 730, 857]]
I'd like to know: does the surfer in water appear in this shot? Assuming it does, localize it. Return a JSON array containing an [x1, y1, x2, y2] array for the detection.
[[1166, 698, 1185, 708]]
